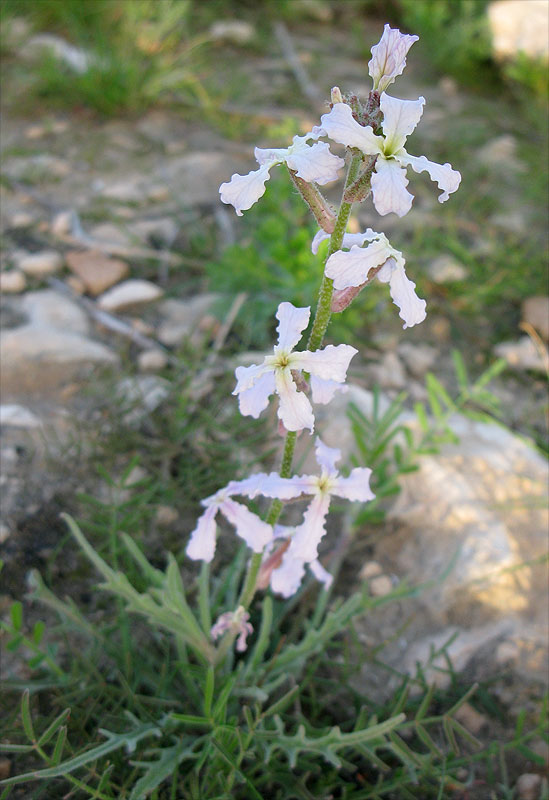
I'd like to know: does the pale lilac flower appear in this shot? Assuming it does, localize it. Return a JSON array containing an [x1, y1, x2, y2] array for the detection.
[[210, 606, 253, 652], [262, 526, 334, 599], [315, 229, 426, 328], [186, 481, 272, 563], [219, 128, 344, 216], [233, 302, 357, 432], [320, 95, 461, 217], [252, 438, 374, 563], [368, 24, 419, 94]]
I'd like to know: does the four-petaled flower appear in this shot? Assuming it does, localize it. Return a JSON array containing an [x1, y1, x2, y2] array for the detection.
[[186, 480, 272, 563], [219, 128, 344, 216], [368, 24, 419, 94], [233, 302, 357, 432], [313, 228, 426, 329], [320, 94, 461, 217]]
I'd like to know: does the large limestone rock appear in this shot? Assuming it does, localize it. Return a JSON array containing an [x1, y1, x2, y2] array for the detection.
[[488, 1, 549, 60]]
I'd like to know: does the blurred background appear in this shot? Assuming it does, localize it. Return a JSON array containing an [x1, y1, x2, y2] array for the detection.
[[0, 1, 548, 792]]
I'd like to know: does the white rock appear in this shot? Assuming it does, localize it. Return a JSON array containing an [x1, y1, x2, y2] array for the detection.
[[454, 702, 488, 735], [209, 20, 255, 45], [51, 210, 76, 236], [157, 294, 219, 346], [427, 254, 468, 283], [98, 280, 163, 312], [516, 773, 542, 800], [494, 336, 548, 372], [359, 561, 383, 580], [9, 212, 34, 227], [129, 218, 178, 245], [367, 351, 407, 390], [155, 505, 178, 526], [398, 343, 438, 378], [522, 296, 549, 341], [101, 179, 143, 203], [488, 0, 549, 60], [137, 349, 169, 372], [0, 405, 42, 428], [17, 251, 63, 277], [0, 271, 26, 294], [21, 290, 89, 335], [369, 575, 393, 597]]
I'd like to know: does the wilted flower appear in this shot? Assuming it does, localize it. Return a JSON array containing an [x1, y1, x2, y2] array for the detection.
[[320, 94, 461, 217], [210, 606, 253, 652], [368, 24, 419, 94], [233, 302, 357, 432], [219, 128, 344, 216]]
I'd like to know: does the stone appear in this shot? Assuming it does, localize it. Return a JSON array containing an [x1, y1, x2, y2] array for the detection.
[[522, 296, 549, 341], [5, 154, 71, 182], [209, 20, 255, 45], [0, 326, 118, 399], [0, 271, 26, 294], [515, 773, 542, 800], [359, 561, 383, 580], [157, 294, 219, 346], [17, 250, 63, 277], [476, 134, 524, 172], [454, 702, 488, 735], [0, 757, 10, 780], [137, 349, 169, 372], [98, 280, 163, 312], [65, 250, 129, 296], [21, 290, 89, 335], [369, 575, 393, 597], [129, 218, 178, 246], [101, 179, 143, 203], [488, 1, 549, 60], [367, 351, 407, 390], [0, 405, 42, 428], [88, 224, 133, 247], [51, 210, 75, 236], [155, 505, 178, 526], [398, 343, 438, 378], [494, 337, 548, 372], [495, 640, 520, 665], [9, 212, 34, 227], [25, 124, 46, 140], [427, 254, 468, 283], [115, 376, 170, 425]]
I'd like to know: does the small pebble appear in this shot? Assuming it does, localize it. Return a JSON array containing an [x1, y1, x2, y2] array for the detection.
[[516, 773, 542, 800], [18, 250, 63, 277], [495, 640, 520, 665], [0, 270, 27, 293], [369, 575, 393, 597], [25, 124, 46, 139], [155, 505, 178, 526], [359, 561, 383, 580], [454, 702, 488, 735], [0, 757, 11, 780], [138, 349, 169, 372], [10, 212, 34, 228], [51, 209, 74, 236]]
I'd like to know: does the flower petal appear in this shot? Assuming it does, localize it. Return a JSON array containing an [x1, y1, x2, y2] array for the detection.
[[311, 229, 330, 254], [292, 344, 357, 382], [315, 437, 341, 475], [309, 559, 333, 590], [377, 256, 427, 328], [275, 302, 310, 352], [371, 157, 413, 217], [332, 467, 375, 501], [186, 505, 218, 562], [275, 369, 315, 432], [270, 547, 306, 598], [321, 103, 384, 154], [221, 499, 273, 553], [234, 361, 270, 394], [325, 238, 393, 289], [380, 94, 425, 154], [254, 146, 287, 167], [219, 164, 272, 216], [310, 375, 348, 404], [368, 24, 419, 94], [399, 152, 461, 203], [235, 370, 276, 418], [291, 494, 332, 561], [286, 140, 344, 185], [240, 471, 307, 500]]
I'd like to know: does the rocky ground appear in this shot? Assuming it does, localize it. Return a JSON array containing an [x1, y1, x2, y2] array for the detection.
[[0, 13, 548, 791]]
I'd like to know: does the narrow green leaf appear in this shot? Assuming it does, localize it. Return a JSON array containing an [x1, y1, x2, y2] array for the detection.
[[446, 683, 478, 717], [449, 718, 482, 749], [415, 683, 436, 721], [32, 621, 45, 645], [261, 685, 299, 719], [21, 690, 35, 742], [452, 349, 468, 388], [51, 726, 67, 766], [415, 723, 443, 757], [204, 666, 214, 718], [211, 738, 262, 800], [10, 602, 22, 632], [213, 675, 237, 724], [171, 714, 211, 729], [37, 708, 71, 747]]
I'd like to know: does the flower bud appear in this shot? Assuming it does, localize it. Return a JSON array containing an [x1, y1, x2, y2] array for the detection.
[[330, 86, 343, 104], [331, 284, 366, 312]]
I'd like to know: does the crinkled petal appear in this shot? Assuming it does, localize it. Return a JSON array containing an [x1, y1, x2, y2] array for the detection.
[[186, 505, 218, 562], [321, 103, 384, 155], [235, 370, 276, 418], [312, 228, 379, 255], [399, 152, 461, 203], [291, 494, 332, 561], [371, 157, 413, 217], [240, 471, 308, 500], [220, 499, 272, 553], [275, 302, 310, 352], [291, 344, 357, 382], [286, 140, 344, 185], [325, 238, 394, 289], [315, 438, 341, 475], [270, 548, 306, 598], [377, 257, 426, 329], [309, 559, 333, 590], [380, 94, 425, 154], [310, 375, 348, 404], [311, 229, 330, 255], [332, 467, 375, 502], [219, 165, 272, 216], [275, 369, 315, 432], [368, 24, 419, 93], [254, 146, 287, 167], [234, 361, 271, 394]]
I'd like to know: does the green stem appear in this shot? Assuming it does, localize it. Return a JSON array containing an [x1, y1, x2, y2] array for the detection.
[[307, 151, 363, 352]]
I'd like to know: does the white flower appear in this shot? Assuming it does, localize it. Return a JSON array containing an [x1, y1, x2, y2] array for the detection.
[[368, 24, 419, 94], [316, 228, 426, 328], [266, 526, 334, 598], [219, 128, 344, 216], [210, 606, 253, 652], [233, 302, 357, 432], [320, 95, 461, 217], [186, 481, 272, 563], [249, 438, 374, 564]]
